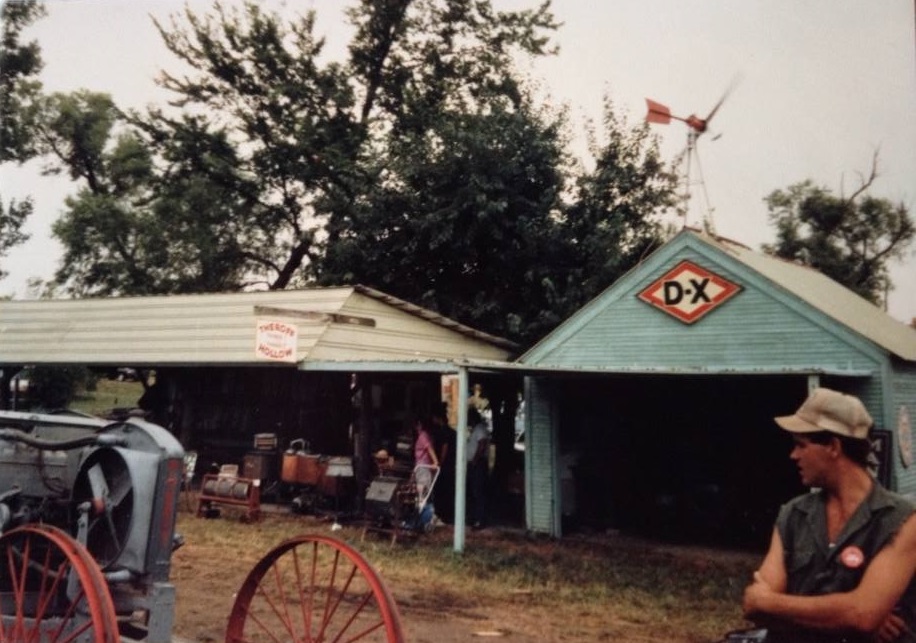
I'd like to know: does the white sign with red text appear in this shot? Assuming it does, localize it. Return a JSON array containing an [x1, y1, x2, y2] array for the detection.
[[255, 319, 298, 363], [638, 260, 742, 324]]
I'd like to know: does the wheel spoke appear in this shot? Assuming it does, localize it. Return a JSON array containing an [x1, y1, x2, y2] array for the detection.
[[1, 525, 119, 643], [225, 534, 405, 643]]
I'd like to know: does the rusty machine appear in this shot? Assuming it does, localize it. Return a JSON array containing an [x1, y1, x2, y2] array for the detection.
[[0, 409, 184, 643]]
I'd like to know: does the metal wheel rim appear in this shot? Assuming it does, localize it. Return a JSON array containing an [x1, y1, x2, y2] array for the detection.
[[0, 524, 119, 643], [226, 533, 404, 643]]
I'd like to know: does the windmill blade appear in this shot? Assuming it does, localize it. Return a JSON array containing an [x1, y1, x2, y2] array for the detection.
[[703, 73, 743, 126], [645, 98, 672, 125]]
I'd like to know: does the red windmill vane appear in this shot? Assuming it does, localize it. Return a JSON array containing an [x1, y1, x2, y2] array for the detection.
[[645, 76, 740, 234]]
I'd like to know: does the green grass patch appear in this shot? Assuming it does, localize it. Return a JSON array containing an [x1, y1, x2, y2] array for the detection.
[[70, 378, 143, 416]]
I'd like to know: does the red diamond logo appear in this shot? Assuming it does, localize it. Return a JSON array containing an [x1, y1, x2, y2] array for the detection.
[[638, 260, 741, 324]]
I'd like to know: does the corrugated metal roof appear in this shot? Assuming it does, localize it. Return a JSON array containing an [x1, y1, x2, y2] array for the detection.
[[0, 286, 514, 367], [697, 231, 916, 362]]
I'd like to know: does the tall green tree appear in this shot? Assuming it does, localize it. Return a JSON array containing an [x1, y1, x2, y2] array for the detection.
[[43, 0, 678, 346], [141, 0, 559, 293], [763, 156, 915, 306], [43, 92, 256, 295], [319, 96, 571, 344], [557, 98, 677, 321], [0, 0, 45, 279]]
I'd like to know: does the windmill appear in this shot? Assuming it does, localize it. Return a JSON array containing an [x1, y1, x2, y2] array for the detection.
[[645, 78, 739, 234]]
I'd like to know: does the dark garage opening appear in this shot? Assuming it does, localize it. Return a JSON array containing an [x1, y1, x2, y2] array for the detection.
[[556, 374, 811, 548]]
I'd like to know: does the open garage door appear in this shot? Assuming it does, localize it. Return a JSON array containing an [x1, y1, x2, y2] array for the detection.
[[555, 374, 810, 548]]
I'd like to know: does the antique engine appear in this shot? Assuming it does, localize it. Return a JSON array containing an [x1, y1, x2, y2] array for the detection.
[[0, 409, 184, 643]]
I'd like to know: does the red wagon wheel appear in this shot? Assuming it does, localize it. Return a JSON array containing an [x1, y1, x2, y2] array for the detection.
[[226, 534, 405, 643], [0, 524, 119, 643]]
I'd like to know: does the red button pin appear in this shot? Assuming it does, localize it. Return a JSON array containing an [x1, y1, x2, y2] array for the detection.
[[840, 546, 865, 569]]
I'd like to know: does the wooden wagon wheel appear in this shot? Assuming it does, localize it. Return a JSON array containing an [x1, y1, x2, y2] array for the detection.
[[226, 534, 405, 643], [0, 524, 119, 643]]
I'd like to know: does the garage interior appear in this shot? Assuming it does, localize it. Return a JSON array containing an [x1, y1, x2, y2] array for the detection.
[[553, 373, 853, 548]]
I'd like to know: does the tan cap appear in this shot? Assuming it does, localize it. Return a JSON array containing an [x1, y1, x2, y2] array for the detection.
[[774, 387, 872, 439]]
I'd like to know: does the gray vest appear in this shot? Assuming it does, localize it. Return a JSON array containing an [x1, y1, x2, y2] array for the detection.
[[772, 483, 916, 643]]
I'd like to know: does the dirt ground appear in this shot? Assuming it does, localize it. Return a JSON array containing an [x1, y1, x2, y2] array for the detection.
[[168, 506, 759, 643]]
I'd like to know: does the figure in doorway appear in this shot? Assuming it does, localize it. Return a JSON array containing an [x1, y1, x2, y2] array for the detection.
[[412, 416, 439, 530], [431, 403, 457, 524], [467, 407, 490, 530]]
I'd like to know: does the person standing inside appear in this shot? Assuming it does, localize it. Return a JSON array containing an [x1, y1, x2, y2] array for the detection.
[[413, 416, 439, 496], [431, 403, 456, 523], [467, 407, 490, 530], [742, 387, 916, 643]]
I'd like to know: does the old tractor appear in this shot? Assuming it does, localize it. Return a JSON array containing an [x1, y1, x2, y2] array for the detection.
[[0, 410, 184, 643]]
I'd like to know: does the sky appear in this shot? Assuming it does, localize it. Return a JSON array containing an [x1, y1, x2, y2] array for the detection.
[[2, 0, 915, 325]]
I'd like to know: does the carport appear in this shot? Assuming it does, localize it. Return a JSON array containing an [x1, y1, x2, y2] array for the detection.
[[0, 285, 519, 552]]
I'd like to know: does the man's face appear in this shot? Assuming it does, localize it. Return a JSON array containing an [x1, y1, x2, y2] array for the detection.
[[789, 435, 835, 487]]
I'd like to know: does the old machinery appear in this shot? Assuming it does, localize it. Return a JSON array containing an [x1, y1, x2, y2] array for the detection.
[[0, 410, 184, 643]]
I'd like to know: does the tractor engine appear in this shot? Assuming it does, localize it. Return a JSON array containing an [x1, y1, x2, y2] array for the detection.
[[0, 410, 185, 642]]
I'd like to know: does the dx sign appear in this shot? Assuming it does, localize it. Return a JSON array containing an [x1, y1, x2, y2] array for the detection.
[[638, 260, 741, 324]]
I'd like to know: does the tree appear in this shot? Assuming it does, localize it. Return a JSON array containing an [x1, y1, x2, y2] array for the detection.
[[556, 98, 678, 323], [140, 0, 560, 293], [0, 0, 45, 279], [763, 155, 915, 306], [319, 96, 572, 344], [43, 0, 678, 346], [43, 92, 257, 295]]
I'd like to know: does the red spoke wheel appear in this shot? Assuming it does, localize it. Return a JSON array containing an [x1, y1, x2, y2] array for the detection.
[[226, 534, 405, 643], [0, 524, 119, 643]]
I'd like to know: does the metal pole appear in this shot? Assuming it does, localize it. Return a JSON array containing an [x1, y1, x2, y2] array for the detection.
[[453, 366, 469, 553]]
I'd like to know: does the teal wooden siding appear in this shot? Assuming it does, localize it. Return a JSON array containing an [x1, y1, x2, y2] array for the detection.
[[528, 245, 885, 375], [525, 376, 559, 536], [890, 366, 916, 498]]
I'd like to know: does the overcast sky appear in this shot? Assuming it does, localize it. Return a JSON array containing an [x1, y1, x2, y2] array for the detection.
[[2, 0, 915, 325]]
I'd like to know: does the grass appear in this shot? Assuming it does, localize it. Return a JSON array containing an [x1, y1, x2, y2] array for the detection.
[[70, 378, 143, 416], [172, 509, 758, 642]]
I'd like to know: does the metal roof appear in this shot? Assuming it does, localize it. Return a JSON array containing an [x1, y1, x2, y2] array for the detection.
[[701, 232, 916, 362], [0, 286, 514, 367]]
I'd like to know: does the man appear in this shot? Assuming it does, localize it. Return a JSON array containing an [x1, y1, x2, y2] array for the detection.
[[743, 387, 916, 642], [466, 406, 490, 530]]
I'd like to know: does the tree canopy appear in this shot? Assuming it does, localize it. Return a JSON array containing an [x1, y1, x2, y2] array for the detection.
[[763, 155, 914, 307], [31, 0, 678, 347], [0, 0, 45, 279]]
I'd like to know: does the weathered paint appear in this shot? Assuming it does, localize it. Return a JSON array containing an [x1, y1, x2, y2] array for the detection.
[[519, 231, 916, 536]]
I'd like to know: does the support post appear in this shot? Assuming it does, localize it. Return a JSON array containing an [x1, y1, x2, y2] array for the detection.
[[453, 366, 469, 553]]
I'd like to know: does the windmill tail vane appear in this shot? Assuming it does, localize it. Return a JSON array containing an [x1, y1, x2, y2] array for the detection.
[[645, 98, 672, 125], [645, 98, 708, 132]]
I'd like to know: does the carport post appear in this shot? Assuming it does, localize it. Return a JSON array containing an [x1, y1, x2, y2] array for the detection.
[[453, 365, 469, 553]]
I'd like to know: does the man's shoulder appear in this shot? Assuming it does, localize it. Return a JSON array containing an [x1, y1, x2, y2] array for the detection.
[[781, 490, 823, 514], [870, 483, 916, 511]]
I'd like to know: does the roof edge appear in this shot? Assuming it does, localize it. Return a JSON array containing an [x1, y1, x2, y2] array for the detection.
[[352, 285, 518, 352]]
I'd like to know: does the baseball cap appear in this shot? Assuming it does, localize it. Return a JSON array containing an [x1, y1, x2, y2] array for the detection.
[[774, 387, 873, 439]]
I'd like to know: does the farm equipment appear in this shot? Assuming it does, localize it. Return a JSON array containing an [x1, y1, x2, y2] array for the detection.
[[281, 440, 354, 516], [0, 409, 185, 643], [362, 464, 439, 545]]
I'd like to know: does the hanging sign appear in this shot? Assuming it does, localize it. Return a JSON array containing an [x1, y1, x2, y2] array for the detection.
[[638, 259, 741, 324], [899, 406, 912, 468], [255, 319, 298, 363], [869, 429, 892, 488]]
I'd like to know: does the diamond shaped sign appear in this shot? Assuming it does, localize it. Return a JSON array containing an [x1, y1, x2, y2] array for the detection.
[[638, 260, 741, 324]]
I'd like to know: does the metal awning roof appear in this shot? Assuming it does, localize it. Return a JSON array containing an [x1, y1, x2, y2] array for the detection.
[[299, 357, 872, 377], [0, 286, 514, 367]]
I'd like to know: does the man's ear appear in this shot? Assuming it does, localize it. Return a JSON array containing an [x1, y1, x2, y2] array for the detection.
[[828, 435, 843, 458]]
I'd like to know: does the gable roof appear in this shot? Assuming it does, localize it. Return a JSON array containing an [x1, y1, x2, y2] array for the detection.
[[0, 285, 515, 367], [698, 231, 916, 362], [520, 229, 916, 364]]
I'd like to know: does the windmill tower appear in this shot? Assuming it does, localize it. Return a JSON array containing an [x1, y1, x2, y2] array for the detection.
[[645, 80, 737, 235]]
